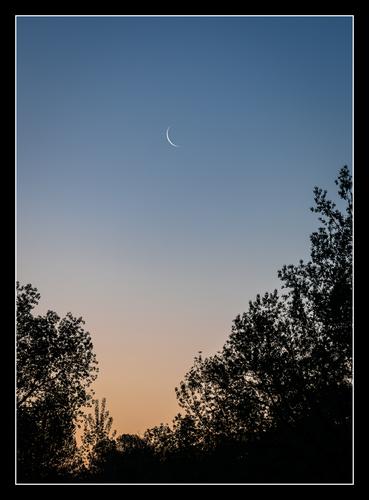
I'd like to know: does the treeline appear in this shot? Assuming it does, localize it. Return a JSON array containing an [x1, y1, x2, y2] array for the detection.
[[16, 167, 352, 483]]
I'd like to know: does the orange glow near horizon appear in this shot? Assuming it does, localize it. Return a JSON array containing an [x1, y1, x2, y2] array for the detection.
[[31, 288, 247, 436], [17, 15, 352, 441]]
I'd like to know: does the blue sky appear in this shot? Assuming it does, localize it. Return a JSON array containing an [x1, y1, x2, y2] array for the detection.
[[17, 16, 352, 433]]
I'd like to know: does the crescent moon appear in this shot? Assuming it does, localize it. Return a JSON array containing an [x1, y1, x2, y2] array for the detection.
[[166, 126, 180, 148]]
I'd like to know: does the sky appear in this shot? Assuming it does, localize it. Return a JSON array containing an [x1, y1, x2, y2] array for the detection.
[[17, 16, 352, 436]]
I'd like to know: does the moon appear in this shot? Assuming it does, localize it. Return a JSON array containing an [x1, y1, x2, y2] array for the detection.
[[166, 126, 180, 148]]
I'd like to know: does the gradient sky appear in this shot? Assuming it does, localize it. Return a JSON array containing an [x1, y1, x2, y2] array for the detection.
[[17, 16, 352, 436]]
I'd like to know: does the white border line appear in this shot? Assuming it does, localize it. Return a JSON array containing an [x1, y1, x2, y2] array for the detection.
[[15, 15, 353, 18], [351, 14, 354, 486], [15, 14, 18, 487], [14, 14, 354, 486]]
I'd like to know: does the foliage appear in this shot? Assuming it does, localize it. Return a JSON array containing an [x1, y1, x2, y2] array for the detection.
[[80, 397, 117, 474], [168, 166, 352, 481], [16, 283, 98, 481]]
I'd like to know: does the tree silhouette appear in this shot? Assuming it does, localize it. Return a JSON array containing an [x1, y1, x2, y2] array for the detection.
[[114, 434, 157, 482], [79, 397, 118, 479], [16, 283, 98, 481], [144, 423, 176, 458], [171, 166, 352, 481]]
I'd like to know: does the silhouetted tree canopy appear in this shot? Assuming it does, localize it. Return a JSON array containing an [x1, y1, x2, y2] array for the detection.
[[168, 166, 352, 481], [16, 283, 98, 481], [80, 397, 116, 473]]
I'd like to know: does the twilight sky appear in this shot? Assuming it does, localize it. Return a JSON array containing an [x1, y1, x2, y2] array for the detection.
[[17, 16, 352, 435]]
